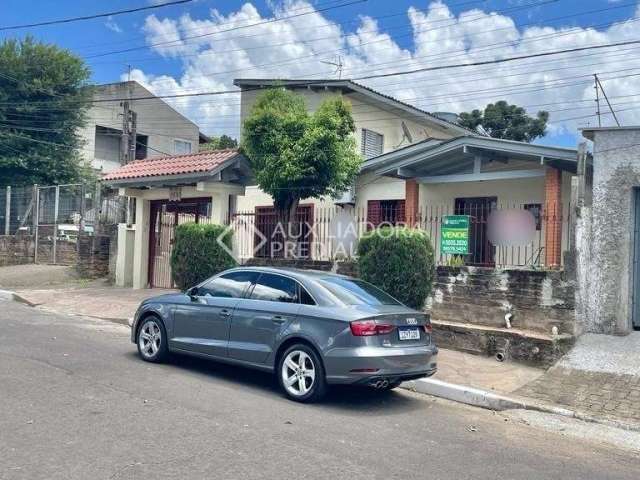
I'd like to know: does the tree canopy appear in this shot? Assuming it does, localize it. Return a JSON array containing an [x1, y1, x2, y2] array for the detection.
[[242, 88, 361, 231], [200, 134, 238, 151], [458, 101, 549, 143], [0, 37, 92, 186]]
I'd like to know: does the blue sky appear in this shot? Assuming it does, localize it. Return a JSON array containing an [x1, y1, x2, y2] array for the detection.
[[1, 0, 639, 146]]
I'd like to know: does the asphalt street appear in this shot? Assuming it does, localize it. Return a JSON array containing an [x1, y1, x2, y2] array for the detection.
[[0, 300, 638, 480]]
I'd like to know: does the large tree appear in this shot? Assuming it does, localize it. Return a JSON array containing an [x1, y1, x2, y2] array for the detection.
[[459, 100, 549, 143], [200, 134, 238, 151], [242, 88, 361, 252], [0, 37, 92, 186]]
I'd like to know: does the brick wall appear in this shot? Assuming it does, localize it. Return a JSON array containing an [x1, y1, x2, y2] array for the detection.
[[76, 234, 112, 278], [544, 166, 563, 267], [430, 266, 576, 335], [0, 235, 35, 266], [405, 179, 419, 226]]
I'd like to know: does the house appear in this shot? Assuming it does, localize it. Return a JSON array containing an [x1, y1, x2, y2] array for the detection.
[[103, 149, 252, 288], [232, 79, 577, 268], [103, 78, 578, 290], [78, 81, 202, 173]]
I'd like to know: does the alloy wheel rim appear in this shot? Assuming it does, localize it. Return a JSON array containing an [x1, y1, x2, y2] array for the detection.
[[282, 350, 315, 397], [139, 320, 161, 358]]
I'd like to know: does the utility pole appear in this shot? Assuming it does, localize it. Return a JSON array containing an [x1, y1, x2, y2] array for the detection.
[[119, 72, 138, 165], [120, 100, 131, 165], [594, 74, 601, 127], [594, 73, 621, 127]]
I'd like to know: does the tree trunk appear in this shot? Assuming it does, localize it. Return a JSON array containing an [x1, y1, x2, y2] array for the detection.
[[277, 198, 299, 259]]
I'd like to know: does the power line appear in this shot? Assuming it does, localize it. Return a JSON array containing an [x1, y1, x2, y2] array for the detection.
[[0, 0, 193, 31], [353, 39, 640, 81], [85, 0, 368, 59]]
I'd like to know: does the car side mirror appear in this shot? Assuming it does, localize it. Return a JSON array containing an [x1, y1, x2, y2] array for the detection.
[[186, 286, 199, 298]]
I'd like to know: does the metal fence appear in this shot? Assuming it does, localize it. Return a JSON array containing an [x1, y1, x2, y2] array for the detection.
[[229, 202, 571, 269], [0, 183, 125, 265]]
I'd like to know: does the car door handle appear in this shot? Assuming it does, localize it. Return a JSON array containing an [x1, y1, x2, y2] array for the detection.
[[219, 309, 232, 318], [271, 315, 286, 324]]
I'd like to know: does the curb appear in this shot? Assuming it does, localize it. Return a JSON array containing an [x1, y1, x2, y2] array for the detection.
[[401, 378, 640, 433], [0, 289, 132, 327], [0, 289, 36, 307]]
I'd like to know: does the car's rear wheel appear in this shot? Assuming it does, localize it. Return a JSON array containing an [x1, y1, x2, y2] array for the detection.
[[278, 344, 327, 403], [136, 316, 168, 363]]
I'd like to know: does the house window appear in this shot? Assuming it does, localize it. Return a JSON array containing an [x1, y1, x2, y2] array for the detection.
[[523, 203, 542, 231], [361, 129, 384, 159], [367, 199, 405, 228], [174, 139, 192, 154]]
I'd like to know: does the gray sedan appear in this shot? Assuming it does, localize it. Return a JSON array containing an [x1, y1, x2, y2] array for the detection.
[[131, 267, 438, 402]]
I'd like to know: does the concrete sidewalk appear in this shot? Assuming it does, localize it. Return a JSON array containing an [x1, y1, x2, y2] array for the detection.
[[516, 333, 640, 425], [12, 284, 175, 324]]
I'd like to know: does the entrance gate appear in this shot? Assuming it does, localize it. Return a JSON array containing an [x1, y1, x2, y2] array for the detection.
[[148, 198, 212, 288]]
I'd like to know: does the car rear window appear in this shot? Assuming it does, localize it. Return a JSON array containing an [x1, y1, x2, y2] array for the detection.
[[318, 277, 400, 306]]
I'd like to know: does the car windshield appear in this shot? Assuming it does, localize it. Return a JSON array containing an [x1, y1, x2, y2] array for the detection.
[[318, 277, 400, 306]]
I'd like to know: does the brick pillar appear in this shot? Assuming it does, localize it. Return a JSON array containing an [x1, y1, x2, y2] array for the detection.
[[405, 179, 419, 227], [544, 166, 562, 268]]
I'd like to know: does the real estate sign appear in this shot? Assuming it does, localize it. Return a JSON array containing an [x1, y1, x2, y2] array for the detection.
[[440, 215, 470, 255]]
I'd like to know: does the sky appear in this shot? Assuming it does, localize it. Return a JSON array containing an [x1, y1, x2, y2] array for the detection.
[[1, 0, 640, 147]]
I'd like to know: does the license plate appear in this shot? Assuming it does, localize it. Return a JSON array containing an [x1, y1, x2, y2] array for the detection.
[[398, 328, 420, 341]]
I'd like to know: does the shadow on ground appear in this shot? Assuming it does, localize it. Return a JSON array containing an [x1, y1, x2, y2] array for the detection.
[[124, 350, 426, 415]]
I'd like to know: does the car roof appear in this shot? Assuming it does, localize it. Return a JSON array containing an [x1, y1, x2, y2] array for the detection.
[[226, 266, 350, 282]]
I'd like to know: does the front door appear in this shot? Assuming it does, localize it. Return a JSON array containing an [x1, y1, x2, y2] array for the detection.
[[454, 197, 497, 266], [632, 189, 640, 330], [228, 272, 301, 364], [170, 271, 257, 357]]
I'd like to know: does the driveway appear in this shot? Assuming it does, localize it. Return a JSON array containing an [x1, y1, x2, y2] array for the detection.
[[1, 300, 639, 480]]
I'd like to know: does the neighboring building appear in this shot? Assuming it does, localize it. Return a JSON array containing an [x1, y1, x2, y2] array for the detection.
[[578, 126, 640, 335], [78, 81, 201, 173], [103, 149, 252, 289]]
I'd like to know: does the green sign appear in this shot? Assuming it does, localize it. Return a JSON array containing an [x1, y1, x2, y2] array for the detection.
[[440, 215, 470, 255]]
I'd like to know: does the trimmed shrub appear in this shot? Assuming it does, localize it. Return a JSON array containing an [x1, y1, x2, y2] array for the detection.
[[170, 222, 237, 290], [357, 227, 435, 309]]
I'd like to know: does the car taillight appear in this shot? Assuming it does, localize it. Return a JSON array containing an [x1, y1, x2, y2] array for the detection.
[[350, 320, 395, 336], [423, 323, 433, 333]]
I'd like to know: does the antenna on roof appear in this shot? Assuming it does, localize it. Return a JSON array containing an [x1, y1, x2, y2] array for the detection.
[[394, 121, 414, 148], [320, 55, 344, 79]]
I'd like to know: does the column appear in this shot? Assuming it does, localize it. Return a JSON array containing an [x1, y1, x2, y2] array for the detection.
[[132, 198, 151, 289], [405, 179, 419, 227]]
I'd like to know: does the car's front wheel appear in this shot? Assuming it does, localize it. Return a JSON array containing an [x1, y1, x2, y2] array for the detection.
[[136, 316, 168, 363], [278, 344, 327, 402]]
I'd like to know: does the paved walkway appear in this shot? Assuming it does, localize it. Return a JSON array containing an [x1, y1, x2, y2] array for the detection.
[[13, 285, 175, 324], [517, 333, 640, 424]]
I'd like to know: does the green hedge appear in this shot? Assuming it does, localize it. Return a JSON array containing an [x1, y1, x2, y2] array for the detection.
[[170, 223, 237, 290], [357, 227, 435, 309]]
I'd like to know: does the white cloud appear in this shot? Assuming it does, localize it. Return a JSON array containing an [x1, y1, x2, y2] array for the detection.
[[124, 0, 640, 143], [104, 16, 122, 34]]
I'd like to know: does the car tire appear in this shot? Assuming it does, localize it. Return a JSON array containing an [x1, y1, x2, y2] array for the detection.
[[277, 343, 327, 403], [136, 315, 169, 363]]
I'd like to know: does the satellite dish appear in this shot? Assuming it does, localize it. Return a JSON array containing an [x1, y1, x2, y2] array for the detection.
[[395, 121, 414, 148], [401, 121, 414, 143]]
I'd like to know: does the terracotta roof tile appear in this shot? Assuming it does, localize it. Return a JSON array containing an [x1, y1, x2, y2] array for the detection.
[[102, 149, 241, 182]]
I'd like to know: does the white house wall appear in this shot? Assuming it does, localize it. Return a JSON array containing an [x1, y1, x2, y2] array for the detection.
[[79, 82, 200, 173], [236, 86, 457, 212]]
